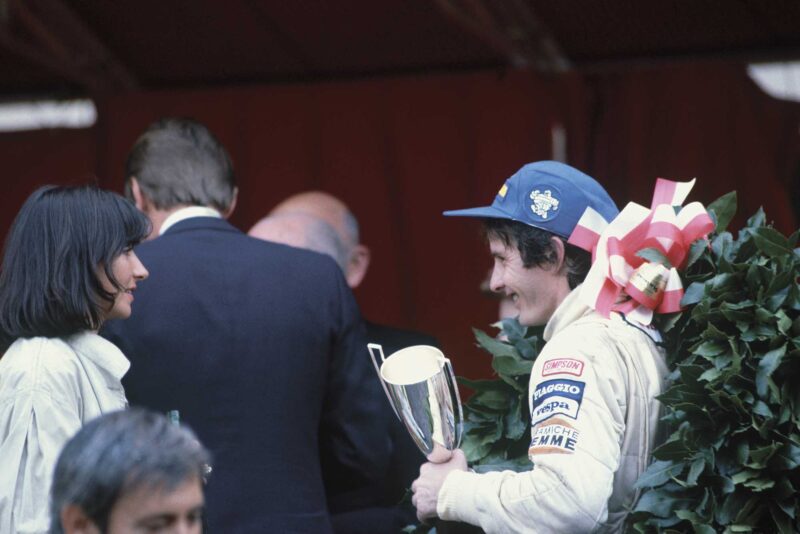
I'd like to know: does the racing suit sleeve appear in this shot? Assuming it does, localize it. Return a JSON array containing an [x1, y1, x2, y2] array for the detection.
[[437, 327, 627, 533]]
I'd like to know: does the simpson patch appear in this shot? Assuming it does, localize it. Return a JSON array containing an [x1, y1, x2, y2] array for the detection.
[[530, 378, 585, 425], [541, 358, 585, 377], [528, 418, 580, 457]]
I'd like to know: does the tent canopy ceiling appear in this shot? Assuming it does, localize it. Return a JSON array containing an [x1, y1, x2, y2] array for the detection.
[[1, 0, 800, 97]]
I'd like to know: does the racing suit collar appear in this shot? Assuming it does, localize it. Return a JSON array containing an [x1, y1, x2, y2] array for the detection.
[[543, 285, 592, 342]]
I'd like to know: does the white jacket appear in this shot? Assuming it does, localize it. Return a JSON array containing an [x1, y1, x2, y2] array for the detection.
[[0, 333, 129, 534], [438, 288, 668, 533]]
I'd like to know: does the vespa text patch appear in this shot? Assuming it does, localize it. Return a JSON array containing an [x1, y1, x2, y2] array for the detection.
[[541, 358, 585, 377], [530, 378, 585, 425], [528, 418, 580, 456]]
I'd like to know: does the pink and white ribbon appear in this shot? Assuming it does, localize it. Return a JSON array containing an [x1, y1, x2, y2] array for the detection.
[[567, 178, 714, 325]]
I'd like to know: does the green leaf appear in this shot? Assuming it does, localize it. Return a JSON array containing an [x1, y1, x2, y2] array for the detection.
[[699, 368, 722, 382], [693, 340, 727, 358], [712, 231, 735, 263], [637, 247, 672, 267], [687, 239, 709, 268], [653, 437, 693, 461], [473, 328, 517, 359], [751, 227, 792, 258], [498, 318, 524, 341], [635, 460, 684, 488], [776, 310, 792, 334], [755, 345, 786, 398], [687, 458, 706, 486], [708, 191, 737, 234], [717, 491, 750, 525], [746, 207, 766, 228], [769, 503, 795, 534], [746, 443, 780, 469], [682, 282, 706, 306], [461, 430, 493, 462], [742, 477, 774, 491], [752, 400, 773, 418], [771, 442, 800, 470], [502, 397, 527, 440], [731, 469, 758, 484], [707, 475, 735, 494], [634, 486, 695, 517], [492, 355, 533, 377]]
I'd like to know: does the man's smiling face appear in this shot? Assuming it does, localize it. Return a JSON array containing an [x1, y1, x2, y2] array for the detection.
[[487, 236, 567, 327]]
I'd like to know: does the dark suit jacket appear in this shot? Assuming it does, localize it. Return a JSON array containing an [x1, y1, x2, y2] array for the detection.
[[328, 321, 438, 533], [102, 217, 391, 533]]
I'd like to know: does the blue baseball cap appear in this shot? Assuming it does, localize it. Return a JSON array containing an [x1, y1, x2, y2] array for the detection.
[[443, 161, 619, 239]]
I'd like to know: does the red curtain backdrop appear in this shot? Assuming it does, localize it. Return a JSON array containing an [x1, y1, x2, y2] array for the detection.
[[1, 63, 797, 381]]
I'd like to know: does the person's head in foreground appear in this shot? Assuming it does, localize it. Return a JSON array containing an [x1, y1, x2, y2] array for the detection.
[[50, 408, 211, 534], [124, 117, 238, 239], [444, 160, 618, 326], [0, 185, 150, 352], [264, 191, 370, 288]]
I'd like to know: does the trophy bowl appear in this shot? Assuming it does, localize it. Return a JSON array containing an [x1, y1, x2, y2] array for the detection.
[[368, 344, 463, 462]]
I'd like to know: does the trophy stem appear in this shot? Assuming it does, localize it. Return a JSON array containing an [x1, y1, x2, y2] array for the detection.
[[444, 358, 463, 449], [367, 343, 401, 420]]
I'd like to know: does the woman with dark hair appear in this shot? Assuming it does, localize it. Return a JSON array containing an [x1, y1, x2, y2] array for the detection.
[[0, 185, 150, 534]]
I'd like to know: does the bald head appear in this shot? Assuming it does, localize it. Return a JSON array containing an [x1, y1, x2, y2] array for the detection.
[[267, 191, 370, 289], [249, 213, 348, 271], [270, 191, 359, 248]]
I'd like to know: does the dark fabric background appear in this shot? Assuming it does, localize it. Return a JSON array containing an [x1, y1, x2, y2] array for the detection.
[[1, 62, 797, 381]]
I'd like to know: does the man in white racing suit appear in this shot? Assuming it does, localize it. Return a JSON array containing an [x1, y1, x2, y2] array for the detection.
[[412, 161, 669, 533]]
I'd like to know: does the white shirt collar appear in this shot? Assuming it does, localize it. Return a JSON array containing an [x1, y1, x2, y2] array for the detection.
[[159, 206, 222, 236], [65, 332, 131, 381]]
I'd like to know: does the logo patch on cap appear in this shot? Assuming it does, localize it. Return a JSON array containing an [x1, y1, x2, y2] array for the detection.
[[498, 183, 508, 198], [529, 188, 560, 220]]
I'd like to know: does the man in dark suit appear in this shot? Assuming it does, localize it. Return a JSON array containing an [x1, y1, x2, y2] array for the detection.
[[250, 194, 438, 533], [102, 118, 390, 533]]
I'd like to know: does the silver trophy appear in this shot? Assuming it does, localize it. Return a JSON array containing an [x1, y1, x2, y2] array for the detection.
[[368, 344, 463, 462]]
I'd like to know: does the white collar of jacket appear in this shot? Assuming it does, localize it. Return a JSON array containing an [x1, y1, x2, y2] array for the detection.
[[543, 286, 591, 342], [65, 332, 130, 380], [159, 206, 222, 236]]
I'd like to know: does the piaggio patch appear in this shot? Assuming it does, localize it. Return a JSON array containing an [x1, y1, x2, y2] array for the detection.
[[530, 378, 585, 425]]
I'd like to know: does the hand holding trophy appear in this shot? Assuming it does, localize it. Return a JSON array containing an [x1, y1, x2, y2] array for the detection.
[[368, 344, 463, 463]]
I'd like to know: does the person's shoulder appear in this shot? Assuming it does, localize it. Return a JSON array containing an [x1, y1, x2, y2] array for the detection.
[[542, 313, 616, 365], [0, 337, 82, 388], [541, 311, 663, 381]]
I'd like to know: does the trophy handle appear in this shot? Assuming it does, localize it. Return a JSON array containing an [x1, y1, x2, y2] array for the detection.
[[367, 343, 401, 420], [443, 357, 463, 449]]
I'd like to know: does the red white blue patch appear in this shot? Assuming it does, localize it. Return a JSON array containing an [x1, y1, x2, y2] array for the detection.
[[541, 358, 585, 377], [530, 378, 585, 425]]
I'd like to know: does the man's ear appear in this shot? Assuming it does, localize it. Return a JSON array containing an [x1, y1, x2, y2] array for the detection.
[[550, 236, 567, 273], [60, 505, 101, 534], [222, 187, 239, 219], [129, 177, 149, 212], [345, 244, 370, 289]]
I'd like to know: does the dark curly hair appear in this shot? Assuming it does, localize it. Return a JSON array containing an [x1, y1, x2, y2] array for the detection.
[[483, 218, 591, 289]]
